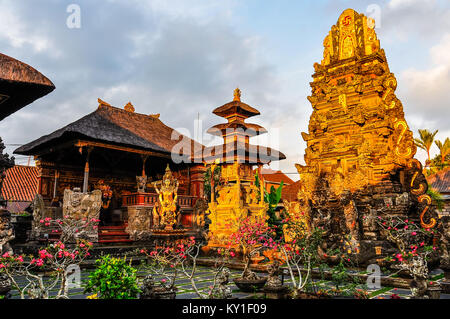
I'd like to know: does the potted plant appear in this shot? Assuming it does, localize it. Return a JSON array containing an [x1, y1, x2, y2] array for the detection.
[[375, 216, 439, 299], [277, 214, 327, 299], [229, 216, 273, 292], [141, 237, 233, 299]]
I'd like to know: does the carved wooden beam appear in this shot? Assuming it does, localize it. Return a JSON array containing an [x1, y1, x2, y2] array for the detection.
[[75, 140, 171, 159]]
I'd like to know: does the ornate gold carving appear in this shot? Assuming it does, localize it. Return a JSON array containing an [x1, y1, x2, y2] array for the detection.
[[98, 98, 111, 108], [233, 88, 241, 102], [124, 102, 135, 113], [289, 8, 438, 260], [418, 194, 436, 229], [152, 165, 180, 230]]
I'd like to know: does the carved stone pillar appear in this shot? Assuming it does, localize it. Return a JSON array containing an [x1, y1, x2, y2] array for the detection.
[[125, 206, 152, 241], [62, 188, 102, 242], [0, 210, 14, 255]]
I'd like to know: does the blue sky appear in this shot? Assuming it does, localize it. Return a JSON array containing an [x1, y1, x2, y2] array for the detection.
[[0, 0, 449, 178]]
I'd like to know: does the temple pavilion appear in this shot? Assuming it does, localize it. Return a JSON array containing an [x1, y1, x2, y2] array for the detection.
[[15, 99, 206, 243]]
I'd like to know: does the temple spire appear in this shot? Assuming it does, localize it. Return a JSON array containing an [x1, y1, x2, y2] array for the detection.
[[233, 88, 241, 102]]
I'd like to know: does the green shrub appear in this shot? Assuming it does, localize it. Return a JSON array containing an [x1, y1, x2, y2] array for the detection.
[[84, 255, 140, 299]]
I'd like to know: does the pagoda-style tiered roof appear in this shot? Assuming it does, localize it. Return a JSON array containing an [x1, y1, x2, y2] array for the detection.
[[197, 89, 285, 164]]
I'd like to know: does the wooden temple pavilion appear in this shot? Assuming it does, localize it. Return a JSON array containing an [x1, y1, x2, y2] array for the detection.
[[14, 99, 205, 243]]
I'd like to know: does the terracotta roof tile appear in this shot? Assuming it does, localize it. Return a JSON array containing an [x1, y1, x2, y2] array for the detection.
[[260, 169, 294, 185], [1, 165, 39, 202], [282, 180, 302, 202]]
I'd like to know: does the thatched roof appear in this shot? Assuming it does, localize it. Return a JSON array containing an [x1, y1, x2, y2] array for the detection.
[[15, 103, 204, 160], [0, 53, 55, 120]]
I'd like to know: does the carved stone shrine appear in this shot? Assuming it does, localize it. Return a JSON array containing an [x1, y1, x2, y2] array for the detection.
[[200, 89, 285, 248], [295, 9, 439, 264]]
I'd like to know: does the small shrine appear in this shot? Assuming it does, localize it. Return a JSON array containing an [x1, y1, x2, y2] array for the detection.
[[199, 89, 286, 248], [294, 9, 439, 264]]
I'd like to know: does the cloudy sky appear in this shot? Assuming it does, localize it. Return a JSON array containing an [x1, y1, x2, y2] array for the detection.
[[0, 0, 449, 179]]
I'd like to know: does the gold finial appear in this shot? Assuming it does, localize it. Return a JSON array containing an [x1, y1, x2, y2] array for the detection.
[[124, 102, 135, 113], [149, 113, 160, 119], [233, 88, 241, 102], [98, 98, 111, 108]]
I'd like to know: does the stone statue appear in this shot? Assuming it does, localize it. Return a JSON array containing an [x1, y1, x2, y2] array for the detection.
[[0, 272, 11, 299], [266, 260, 282, 288], [152, 165, 179, 230], [140, 275, 156, 299], [126, 206, 151, 241], [409, 256, 429, 299], [212, 268, 232, 299], [0, 210, 14, 255], [62, 188, 102, 242], [193, 198, 209, 237], [136, 175, 147, 193], [30, 194, 46, 240]]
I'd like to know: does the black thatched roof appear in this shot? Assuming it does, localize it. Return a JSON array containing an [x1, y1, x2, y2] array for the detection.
[[0, 53, 55, 120], [15, 103, 203, 159]]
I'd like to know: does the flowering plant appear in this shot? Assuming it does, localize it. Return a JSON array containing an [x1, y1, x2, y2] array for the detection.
[[141, 237, 232, 299], [375, 216, 437, 298], [140, 237, 196, 291], [228, 216, 275, 280], [0, 240, 92, 299], [39, 216, 100, 243], [0, 217, 96, 299], [278, 213, 324, 297]]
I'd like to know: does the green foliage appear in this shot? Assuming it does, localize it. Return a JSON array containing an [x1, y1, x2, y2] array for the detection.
[[255, 173, 285, 239], [435, 137, 450, 164], [414, 129, 438, 161], [84, 255, 140, 299], [427, 187, 444, 211], [331, 261, 350, 291], [203, 166, 221, 202]]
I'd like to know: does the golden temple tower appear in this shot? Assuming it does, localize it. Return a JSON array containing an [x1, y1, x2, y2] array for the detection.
[[200, 89, 286, 248], [295, 9, 438, 263]]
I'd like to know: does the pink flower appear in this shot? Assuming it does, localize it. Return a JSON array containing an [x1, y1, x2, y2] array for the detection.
[[411, 232, 417, 236]]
